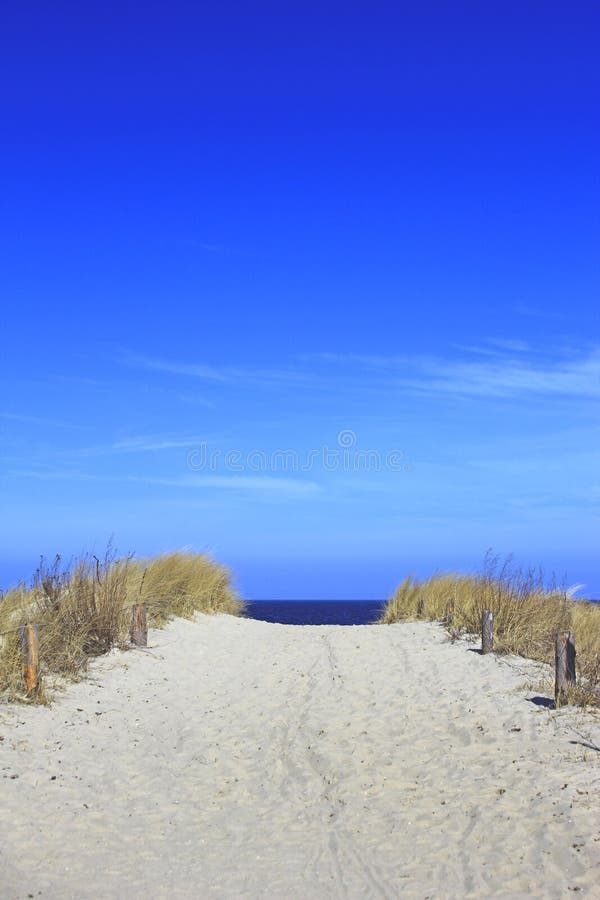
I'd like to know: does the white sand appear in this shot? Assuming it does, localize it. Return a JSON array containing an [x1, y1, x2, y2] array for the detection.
[[1, 615, 599, 899]]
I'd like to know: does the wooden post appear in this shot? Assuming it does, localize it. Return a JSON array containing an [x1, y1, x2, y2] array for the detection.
[[444, 599, 455, 625], [130, 604, 148, 647], [555, 632, 576, 707], [417, 596, 426, 618], [20, 624, 40, 696], [481, 609, 494, 654]]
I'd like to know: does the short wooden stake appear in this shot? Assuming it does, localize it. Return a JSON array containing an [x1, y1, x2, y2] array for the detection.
[[481, 609, 494, 654], [417, 596, 426, 618], [20, 624, 40, 696], [555, 632, 576, 707], [130, 604, 148, 647], [444, 599, 455, 625]]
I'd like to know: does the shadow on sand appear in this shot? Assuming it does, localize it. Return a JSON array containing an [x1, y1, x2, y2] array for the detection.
[[527, 695, 554, 709]]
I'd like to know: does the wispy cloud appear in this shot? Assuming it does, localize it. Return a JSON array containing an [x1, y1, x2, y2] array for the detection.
[[170, 234, 257, 257], [45, 433, 211, 459], [311, 345, 600, 400], [449, 339, 531, 359], [189, 240, 225, 253], [0, 412, 80, 429], [486, 338, 531, 353], [131, 474, 321, 496], [399, 349, 600, 398], [514, 304, 566, 320], [111, 435, 206, 453], [122, 352, 316, 389], [121, 343, 600, 400], [7, 469, 321, 498], [122, 353, 229, 382]]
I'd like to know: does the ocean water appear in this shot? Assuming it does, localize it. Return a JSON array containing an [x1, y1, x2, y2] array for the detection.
[[245, 597, 600, 626], [245, 600, 385, 626]]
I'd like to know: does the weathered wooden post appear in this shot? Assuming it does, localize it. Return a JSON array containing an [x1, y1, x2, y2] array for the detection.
[[130, 604, 148, 647], [481, 609, 494, 654], [417, 596, 426, 618], [444, 599, 455, 625], [20, 624, 40, 696], [555, 632, 576, 707]]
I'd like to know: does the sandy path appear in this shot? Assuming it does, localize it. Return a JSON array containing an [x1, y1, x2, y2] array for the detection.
[[1, 615, 599, 899]]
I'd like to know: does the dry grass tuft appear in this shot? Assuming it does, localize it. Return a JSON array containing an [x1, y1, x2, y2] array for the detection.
[[0, 548, 243, 702], [126, 552, 242, 626], [380, 554, 600, 707]]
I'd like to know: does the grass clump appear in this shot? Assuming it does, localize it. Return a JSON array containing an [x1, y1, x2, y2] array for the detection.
[[0, 548, 242, 702], [380, 553, 600, 706], [126, 551, 242, 626]]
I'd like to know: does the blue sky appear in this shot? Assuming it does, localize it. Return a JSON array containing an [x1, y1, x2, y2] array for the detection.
[[1, 2, 599, 597]]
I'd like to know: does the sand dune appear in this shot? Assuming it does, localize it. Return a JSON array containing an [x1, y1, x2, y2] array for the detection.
[[1, 615, 599, 899]]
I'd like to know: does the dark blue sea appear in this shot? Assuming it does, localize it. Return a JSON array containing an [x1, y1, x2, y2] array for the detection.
[[245, 600, 385, 626]]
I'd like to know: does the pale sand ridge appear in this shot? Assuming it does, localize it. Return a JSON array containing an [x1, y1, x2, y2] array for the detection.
[[1, 615, 599, 898]]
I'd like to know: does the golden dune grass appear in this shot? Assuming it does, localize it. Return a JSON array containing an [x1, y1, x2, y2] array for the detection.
[[0, 549, 243, 702], [380, 555, 600, 706]]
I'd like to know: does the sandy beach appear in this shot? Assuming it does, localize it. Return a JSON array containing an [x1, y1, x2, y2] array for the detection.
[[1, 615, 599, 899]]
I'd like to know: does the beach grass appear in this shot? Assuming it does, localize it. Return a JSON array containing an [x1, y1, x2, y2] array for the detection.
[[380, 554, 600, 706], [0, 548, 243, 702]]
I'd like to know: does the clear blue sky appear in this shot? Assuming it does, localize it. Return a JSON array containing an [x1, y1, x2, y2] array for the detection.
[[1, 2, 599, 598]]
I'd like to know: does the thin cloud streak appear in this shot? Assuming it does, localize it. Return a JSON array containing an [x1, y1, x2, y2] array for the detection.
[[122, 344, 600, 400], [312, 346, 600, 399], [0, 412, 80, 429], [122, 351, 319, 389], [123, 353, 229, 382], [487, 338, 531, 353], [7, 469, 321, 498], [43, 433, 214, 459], [400, 350, 600, 398], [111, 435, 207, 453], [131, 474, 321, 496]]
